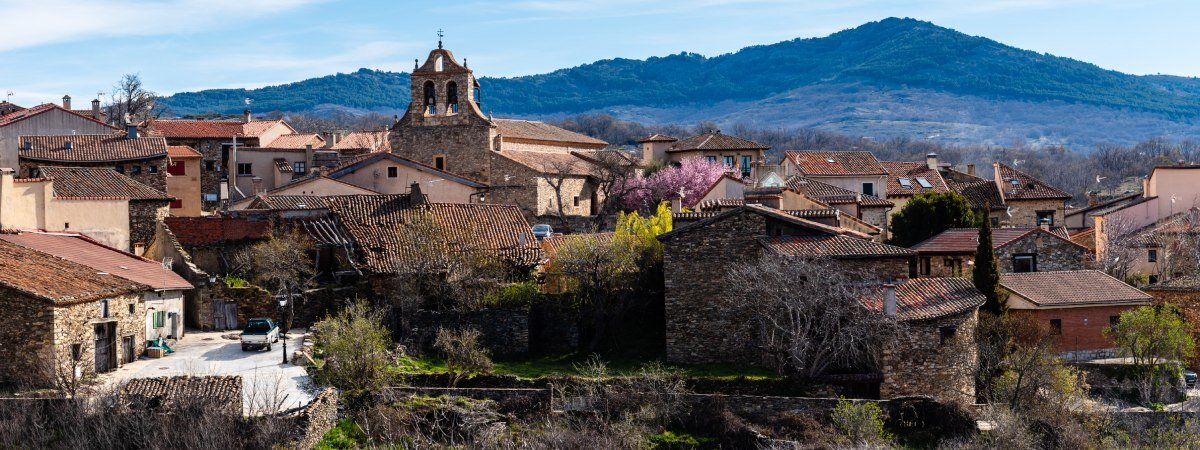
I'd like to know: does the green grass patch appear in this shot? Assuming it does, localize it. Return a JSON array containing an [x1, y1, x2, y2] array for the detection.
[[315, 419, 366, 450], [389, 352, 778, 380], [647, 430, 719, 449]]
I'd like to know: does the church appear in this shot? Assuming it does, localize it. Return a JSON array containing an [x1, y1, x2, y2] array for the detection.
[[389, 40, 614, 224]]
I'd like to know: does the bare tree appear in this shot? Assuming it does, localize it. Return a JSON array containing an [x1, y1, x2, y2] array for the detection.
[[537, 158, 584, 232], [723, 256, 903, 379], [105, 73, 160, 127], [234, 232, 315, 331], [1094, 212, 1143, 283]]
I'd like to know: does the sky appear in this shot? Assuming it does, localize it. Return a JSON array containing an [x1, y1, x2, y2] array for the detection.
[[0, 0, 1197, 106]]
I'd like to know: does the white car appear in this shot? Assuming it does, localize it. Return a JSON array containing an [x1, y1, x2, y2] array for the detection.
[[240, 318, 280, 351], [532, 224, 554, 239]]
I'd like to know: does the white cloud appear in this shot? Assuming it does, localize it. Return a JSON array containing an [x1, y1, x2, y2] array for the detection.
[[0, 0, 326, 53]]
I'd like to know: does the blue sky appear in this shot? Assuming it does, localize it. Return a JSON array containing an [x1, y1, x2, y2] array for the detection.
[[1, 0, 1196, 106]]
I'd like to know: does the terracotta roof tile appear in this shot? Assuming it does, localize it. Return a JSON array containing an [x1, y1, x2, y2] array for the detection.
[[784, 151, 886, 176], [145, 119, 289, 139], [910, 227, 1086, 254], [785, 175, 893, 207], [861, 278, 985, 322], [667, 132, 766, 152], [121, 375, 242, 413], [20, 134, 167, 162], [0, 239, 148, 304], [274, 158, 294, 173], [696, 198, 745, 211], [946, 177, 1006, 210], [494, 119, 607, 146], [660, 204, 872, 241], [265, 133, 323, 149], [881, 161, 949, 197], [995, 162, 1072, 200], [331, 131, 390, 152], [636, 134, 677, 143], [541, 232, 615, 262], [167, 145, 201, 158], [164, 217, 271, 246], [39, 167, 171, 200], [0, 231, 191, 291], [497, 148, 596, 176], [248, 194, 329, 211], [324, 195, 542, 274], [759, 235, 914, 259], [1000, 270, 1151, 307]]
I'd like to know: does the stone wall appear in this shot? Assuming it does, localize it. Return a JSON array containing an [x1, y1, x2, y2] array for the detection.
[[0, 289, 54, 384], [129, 200, 169, 250], [997, 231, 1086, 273], [528, 300, 580, 354], [880, 309, 978, 405], [663, 211, 767, 364], [1006, 198, 1068, 228], [390, 123, 495, 183], [288, 388, 339, 450], [410, 308, 530, 355], [837, 258, 911, 280], [384, 386, 550, 416], [861, 206, 891, 240]]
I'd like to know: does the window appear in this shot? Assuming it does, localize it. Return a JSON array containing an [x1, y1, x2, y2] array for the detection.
[[423, 80, 437, 114], [294, 162, 307, 174], [861, 182, 874, 196], [990, 217, 1000, 227], [741, 155, 752, 172], [916, 177, 932, 188], [1110, 316, 1120, 327], [387, 166, 398, 178], [167, 161, 186, 176], [148, 165, 158, 174], [1148, 249, 1158, 263], [898, 177, 912, 188], [1049, 319, 1062, 335], [204, 160, 216, 171], [1036, 210, 1055, 226], [919, 257, 931, 276], [237, 163, 252, 176], [27, 168, 40, 178], [131, 165, 142, 175], [71, 343, 82, 361], [573, 196, 580, 207], [153, 311, 166, 328], [939, 326, 958, 345], [114, 165, 124, 174], [446, 81, 459, 113], [170, 199, 183, 209], [723, 156, 734, 167], [943, 258, 954, 267], [1149, 275, 1159, 284], [128, 303, 135, 314], [1012, 254, 1037, 273], [99, 299, 109, 318], [434, 155, 446, 170], [704, 156, 717, 163]]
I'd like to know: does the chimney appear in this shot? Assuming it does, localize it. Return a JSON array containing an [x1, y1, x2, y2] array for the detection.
[[1087, 192, 1099, 207], [126, 124, 139, 139], [243, 109, 252, 123], [409, 182, 425, 205], [321, 132, 334, 149], [883, 283, 897, 317], [133, 242, 145, 257], [671, 197, 682, 214], [926, 153, 938, 171], [305, 144, 314, 172], [251, 177, 264, 195], [61, 95, 71, 110], [966, 164, 976, 177], [91, 99, 101, 120]]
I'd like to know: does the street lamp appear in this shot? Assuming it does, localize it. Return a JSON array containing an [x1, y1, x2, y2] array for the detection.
[[277, 294, 288, 365]]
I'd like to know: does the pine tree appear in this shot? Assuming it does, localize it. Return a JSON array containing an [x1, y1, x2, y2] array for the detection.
[[973, 212, 1004, 314]]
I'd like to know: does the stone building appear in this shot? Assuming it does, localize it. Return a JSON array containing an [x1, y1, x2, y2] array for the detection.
[[993, 162, 1071, 227], [910, 226, 1087, 277], [637, 131, 768, 178], [323, 152, 485, 203], [18, 131, 170, 192], [389, 44, 610, 220], [781, 151, 890, 199], [36, 167, 172, 252], [880, 157, 950, 221], [1002, 270, 1151, 357], [0, 102, 116, 170], [942, 166, 1008, 226], [0, 239, 150, 385]]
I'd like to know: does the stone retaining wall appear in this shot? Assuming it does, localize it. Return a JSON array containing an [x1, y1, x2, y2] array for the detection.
[[410, 308, 530, 355]]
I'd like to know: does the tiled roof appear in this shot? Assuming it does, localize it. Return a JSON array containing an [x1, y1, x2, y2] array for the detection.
[[541, 232, 615, 262], [636, 134, 677, 143], [696, 198, 745, 211], [909, 227, 1086, 254], [274, 158, 293, 173], [1130, 209, 1200, 246], [0, 239, 148, 304], [497, 148, 597, 176], [667, 132, 767, 152], [1064, 192, 1143, 218], [759, 235, 914, 259], [324, 195, 543, 274], [144, 119, 290, 139], [0, 231, 191, 291], [783, 151, 886, 176], [0, 101, 25, 115], [39, 167, 171, 200], [785, 175, 893, 207], [946, 177, 1005, 210], [0, 103, 114, 129], [994, 162, 1072, 200], [331, 131, 390, 152], [881, 161, 949, 197], [167, 145, 201, 158], [164, 217, 271, 247], [326, 152, 486, 188], [494, 119, 607, 146], [19, 134, 167, 162], [660, 204, 871, 241], [1001, 270, 1152, 307], [860, 278, 986, 322], [265, 133, 323, 149], [121, 376, 242, 413], [248, 194, 329, 211]]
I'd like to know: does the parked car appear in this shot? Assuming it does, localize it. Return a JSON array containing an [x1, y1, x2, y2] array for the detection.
[[240, 318, 280, 351], [532, 224, 554, 239]]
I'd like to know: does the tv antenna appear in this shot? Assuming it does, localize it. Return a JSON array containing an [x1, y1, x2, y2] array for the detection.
[[5, 91, 11, 102]]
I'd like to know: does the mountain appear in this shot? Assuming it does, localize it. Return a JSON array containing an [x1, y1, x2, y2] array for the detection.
[[161, 18, 1200, 148]]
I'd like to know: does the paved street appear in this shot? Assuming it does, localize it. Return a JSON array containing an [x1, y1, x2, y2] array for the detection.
[[102, 329, 314, 414]]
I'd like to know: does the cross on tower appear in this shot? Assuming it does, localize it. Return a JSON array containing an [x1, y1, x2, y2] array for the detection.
[[437, 29, 444, 49]]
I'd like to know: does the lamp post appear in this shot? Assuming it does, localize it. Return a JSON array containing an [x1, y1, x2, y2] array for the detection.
[[277, 293, 288, 365]]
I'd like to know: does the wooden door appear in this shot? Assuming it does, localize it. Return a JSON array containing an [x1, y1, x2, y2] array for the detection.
[[94, 324, 113, 372], [225, 303, 238, 330], [213, 301, 227, 330], [122, 335, 135, 364]]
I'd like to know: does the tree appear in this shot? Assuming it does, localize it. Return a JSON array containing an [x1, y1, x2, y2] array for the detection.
[[312, 302, 395, 392], [235, 232, 315, 331], [622, 157, 730, 212], [724, 256, 903, 379], [550, 233, 639, 350], [974, 214, 1004, 314], [537, 158, 583, 232], [1107, 305, 1196, 404], [106, 73, 160, 127], [889, 192, 976, 247], [433, 328, 493, 385]]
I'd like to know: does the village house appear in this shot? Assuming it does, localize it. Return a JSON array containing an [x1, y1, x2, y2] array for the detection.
[[0, 167, 172, 252], [0, 101, 116, 170], [329, 130, 391, 156], [909, 226, 1086, 277], [388, 44, 610, 220], [0, 230, 193, 342], [938, 164, 1008, 226], [323, 152, 485, 202], [160, 216, 272, 330], [660, 204, 981, 402], [1089, 165, 1200, 283], [636, 131, 768, 178], [1001, 270, 1152, 357], [993, 162, 1072, 227], [0, 239, 149, 385], [18, 129, 170, 192], [880, 156, 951, 218], [230, 133, 326, 199], [228, 175, 380, 211], [781, 151, 889, 199], [165, 145, 204, 216]]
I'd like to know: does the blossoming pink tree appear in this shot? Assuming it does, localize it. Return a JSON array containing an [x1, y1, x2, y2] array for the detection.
[[623, 157, 733, 211]]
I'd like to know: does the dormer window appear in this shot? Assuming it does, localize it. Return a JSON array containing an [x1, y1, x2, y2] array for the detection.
[[899, 178, 912, 188], [915, 177, 932, 188]]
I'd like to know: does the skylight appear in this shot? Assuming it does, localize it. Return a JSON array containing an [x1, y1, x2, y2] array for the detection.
[[825, 159, 835, 163], [916, 177, 933, 188], [899, 177, 912, 188]]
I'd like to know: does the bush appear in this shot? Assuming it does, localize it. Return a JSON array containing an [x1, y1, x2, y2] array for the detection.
[[647, 430, 718, 449], [830, 397, 892, 448], [312, 302, 395, 391], [483, 281, 543, 307], [434, 328, 493, 383]]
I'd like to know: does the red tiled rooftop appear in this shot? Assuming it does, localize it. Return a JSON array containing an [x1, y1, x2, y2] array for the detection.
[[910, 227, 1086, 254], [759, 235, 914, 259], [783, 151, 886, 176], [494, 119, 607, 146], [995, 162, 1072, 200], [167, 145, 202, 158], [39, 167, 171, 201], [667, 131, 767, 152], [0, 231, 191, 291], [0, 239, 148, 304], [636, 134, 677, 144], [19, 134, 167, 162], [881, 161, 949, 197], [1000, 270, 1151, 307], [331, 131, 390, 152], [860, 277, 986, 322], [145, 119, 291, 139]]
